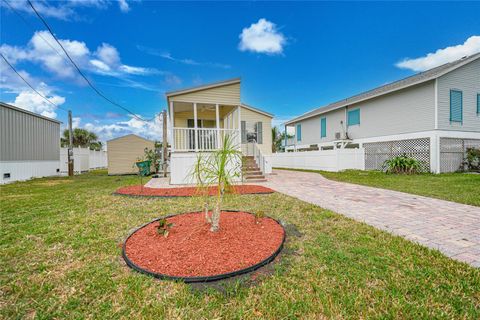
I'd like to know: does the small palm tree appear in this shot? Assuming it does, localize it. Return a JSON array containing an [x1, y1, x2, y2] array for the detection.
[[192, 134, 242, 232]]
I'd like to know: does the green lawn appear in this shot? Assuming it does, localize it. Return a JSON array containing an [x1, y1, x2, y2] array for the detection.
[[1, 171, 479, 319], [298, 169, 480, 207]]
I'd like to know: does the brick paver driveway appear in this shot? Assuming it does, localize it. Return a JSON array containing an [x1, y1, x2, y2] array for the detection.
[[261, 169, 480, 267]]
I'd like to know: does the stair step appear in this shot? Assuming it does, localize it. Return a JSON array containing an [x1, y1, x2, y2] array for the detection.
[[244, 171, 262, 176], [245, 178, 267, 182], [245, 175, 265, 180]]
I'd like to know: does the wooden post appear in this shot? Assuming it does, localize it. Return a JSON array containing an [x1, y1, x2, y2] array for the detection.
[[193, 102, 198, 152], [169, 101, 174, 152], [68, 110, 74, 176], [162, 110, 168, 177]]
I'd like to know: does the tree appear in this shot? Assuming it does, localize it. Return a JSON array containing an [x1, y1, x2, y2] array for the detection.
[[192, 134, 242, 232], [61, 128, 101, 150], [272, 127, 293, 153]]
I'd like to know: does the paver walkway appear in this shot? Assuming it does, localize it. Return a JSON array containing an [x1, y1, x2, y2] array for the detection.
[[260, 169, 480, 267]]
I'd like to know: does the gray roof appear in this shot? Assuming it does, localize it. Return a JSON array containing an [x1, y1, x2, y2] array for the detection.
[[285, 52, 480, 125], [0, 101, 62, 124]]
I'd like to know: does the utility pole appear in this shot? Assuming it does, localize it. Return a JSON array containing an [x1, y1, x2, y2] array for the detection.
[[162, 110, 168, 177], [68, 110, 74, 177]]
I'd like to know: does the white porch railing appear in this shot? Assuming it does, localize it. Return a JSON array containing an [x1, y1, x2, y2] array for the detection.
[[245, 141, 272, 174], [172, 127, 240, 152]]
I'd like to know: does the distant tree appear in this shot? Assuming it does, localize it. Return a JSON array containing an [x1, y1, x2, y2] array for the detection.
[[272, 127, 293, 153], [61, 128, 101, 150]]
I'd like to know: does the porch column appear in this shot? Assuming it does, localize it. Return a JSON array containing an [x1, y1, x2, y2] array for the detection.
[[169, 101, 174, 152], [237, 106, 241, 151], [193, 102, 198, 152], [215, 104, 220, 149], [284, 125, 287, 151]]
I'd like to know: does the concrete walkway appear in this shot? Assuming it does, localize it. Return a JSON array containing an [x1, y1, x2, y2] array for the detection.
[[260, 170, 480, 268]]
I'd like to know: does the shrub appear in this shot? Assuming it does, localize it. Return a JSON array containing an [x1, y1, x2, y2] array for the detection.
[[463, 147, 480, 172], [383, 154, 422, 174], [157, 218, 174, 237]]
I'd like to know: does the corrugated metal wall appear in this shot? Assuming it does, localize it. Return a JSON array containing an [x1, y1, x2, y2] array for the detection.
[[0, 104, 60, 161]]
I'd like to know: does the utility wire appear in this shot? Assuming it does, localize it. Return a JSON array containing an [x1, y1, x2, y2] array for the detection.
[[26, 0, 157, 123], [1, 52, 69, 113]]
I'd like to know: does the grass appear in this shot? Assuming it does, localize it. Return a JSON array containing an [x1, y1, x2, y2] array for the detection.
[[292, 169, 480, 207], [1, 171, 479, 319]]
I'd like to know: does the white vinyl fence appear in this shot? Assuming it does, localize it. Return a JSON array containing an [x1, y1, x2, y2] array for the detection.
[[60, 147, 107, 174], [266, 148, 365, 172]]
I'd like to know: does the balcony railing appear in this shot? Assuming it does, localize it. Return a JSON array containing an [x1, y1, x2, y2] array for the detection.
[[172, 127, 240, 152]]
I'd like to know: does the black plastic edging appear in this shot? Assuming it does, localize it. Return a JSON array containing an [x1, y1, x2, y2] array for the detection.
[[122, 210, 286, 283], [112, 191, 275, 199]]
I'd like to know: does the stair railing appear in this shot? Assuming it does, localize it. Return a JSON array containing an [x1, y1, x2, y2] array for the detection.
[[251, 141, 271, 175]]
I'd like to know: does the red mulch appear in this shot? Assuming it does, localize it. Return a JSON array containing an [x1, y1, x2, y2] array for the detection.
[[115, 185, 274, 197], [124, 211, 285, 277]]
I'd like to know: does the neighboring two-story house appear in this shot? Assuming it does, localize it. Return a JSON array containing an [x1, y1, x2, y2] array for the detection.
[[166, 78, 273, 184], [284, 53, 480, 173]]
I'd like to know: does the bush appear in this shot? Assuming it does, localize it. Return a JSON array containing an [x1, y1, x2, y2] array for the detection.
[[463, 147, 480, 172], [382, 154, 422, 174]]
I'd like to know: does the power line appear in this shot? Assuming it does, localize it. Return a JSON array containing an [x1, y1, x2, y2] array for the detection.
[[1, 52, 69, 113], [26, 0, 156, 123]]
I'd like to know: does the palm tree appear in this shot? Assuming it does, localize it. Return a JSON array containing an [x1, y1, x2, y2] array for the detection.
[[192, 134, 242, 232], [272, 127, 292, 153], [61, 128, 101, 150]]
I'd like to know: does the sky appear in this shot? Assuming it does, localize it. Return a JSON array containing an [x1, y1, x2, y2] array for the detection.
[[1, 0, 480, 142]]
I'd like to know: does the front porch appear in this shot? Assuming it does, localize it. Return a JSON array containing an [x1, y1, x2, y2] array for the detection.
[[169, 101, 241, 152]]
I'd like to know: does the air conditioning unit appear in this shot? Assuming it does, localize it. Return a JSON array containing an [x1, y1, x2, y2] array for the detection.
[[335, 132, 341, 140]]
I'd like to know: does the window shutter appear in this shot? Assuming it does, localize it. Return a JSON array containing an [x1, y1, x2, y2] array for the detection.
[[450, 90, 462, 123], [256, 122, 263, 144], [241, 121, 247, 143], [320, 117, 327, 138], [347, 109, 360, 126], [296, 124, 302, 141], [477, 93, 480, 114]]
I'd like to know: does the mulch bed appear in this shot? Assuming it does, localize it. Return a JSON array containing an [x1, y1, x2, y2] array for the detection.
[[115, 185, 275, 197], [123, 211, 285, 280]]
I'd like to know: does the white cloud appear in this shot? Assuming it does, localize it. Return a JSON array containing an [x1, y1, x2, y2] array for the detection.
[[84, 113, 168, 142], [0, 31, 159, 81], [118, 0, 130, 12], [72, 117, 81, 128], [396, 36, 480, 72], [1, 0, 130, 20], [10, 84, 66, 119], [137, 45, 231, 69], [238, 18, 286, 55]]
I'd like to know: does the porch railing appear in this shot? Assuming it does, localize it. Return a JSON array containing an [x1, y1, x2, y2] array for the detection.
[[172, 127, 240, 152]]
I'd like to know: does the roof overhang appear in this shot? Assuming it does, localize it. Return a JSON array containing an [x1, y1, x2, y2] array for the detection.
[[241, 103, 274, 118], [165, 78, 241, 98], [0, 102, 62, 124]]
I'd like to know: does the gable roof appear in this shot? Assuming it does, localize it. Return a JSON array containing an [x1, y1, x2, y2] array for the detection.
[[106, 134, 154, 143], [241, 103, 274, 118], [285, 52, 480, 125], [165, 78, 241, 97]]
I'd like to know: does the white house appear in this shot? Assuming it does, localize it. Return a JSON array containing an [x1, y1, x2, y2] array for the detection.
[[284, 53, 480, 173], [166, 78, 274, 184]]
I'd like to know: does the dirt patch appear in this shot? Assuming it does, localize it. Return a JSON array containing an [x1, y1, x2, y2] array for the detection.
[[123, 211, 285, 279], [34, 180, 73, 187], [115, 185, 275, 197]]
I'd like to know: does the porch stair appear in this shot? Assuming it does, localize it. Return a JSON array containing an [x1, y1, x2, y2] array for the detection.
[[242, 156, 267, 182]]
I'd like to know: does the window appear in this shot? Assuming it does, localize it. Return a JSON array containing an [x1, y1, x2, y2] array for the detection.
[[347, 109, 360, 126], [449, 90, 462, 123], [296, 124, 302, 141], [477, 93, 480, 114], [320, 117, 327, 138]]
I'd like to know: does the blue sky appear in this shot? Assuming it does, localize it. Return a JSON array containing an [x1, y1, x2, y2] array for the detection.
[[1, 1, 480, 141]]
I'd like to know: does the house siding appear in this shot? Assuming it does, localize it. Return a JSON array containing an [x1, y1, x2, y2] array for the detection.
[[240, 106, 272, 155], [0, 104, 60, 161], [437, 58, 480, 132], [292, 80, 436, 144], [169, 82, 241, 105], [107, 135, 154, 175]]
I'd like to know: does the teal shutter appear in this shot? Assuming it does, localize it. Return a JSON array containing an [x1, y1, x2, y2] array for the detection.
[[347, 109, 360, 126], [296, 124, 302, 142], [477, 94, 480, 114], [450, 90, 463, 123], [320, 117, 326, 138], [256, 122, 263, 144]]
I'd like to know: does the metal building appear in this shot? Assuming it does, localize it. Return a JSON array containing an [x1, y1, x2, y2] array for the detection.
[[0, 102, 61, 184]]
